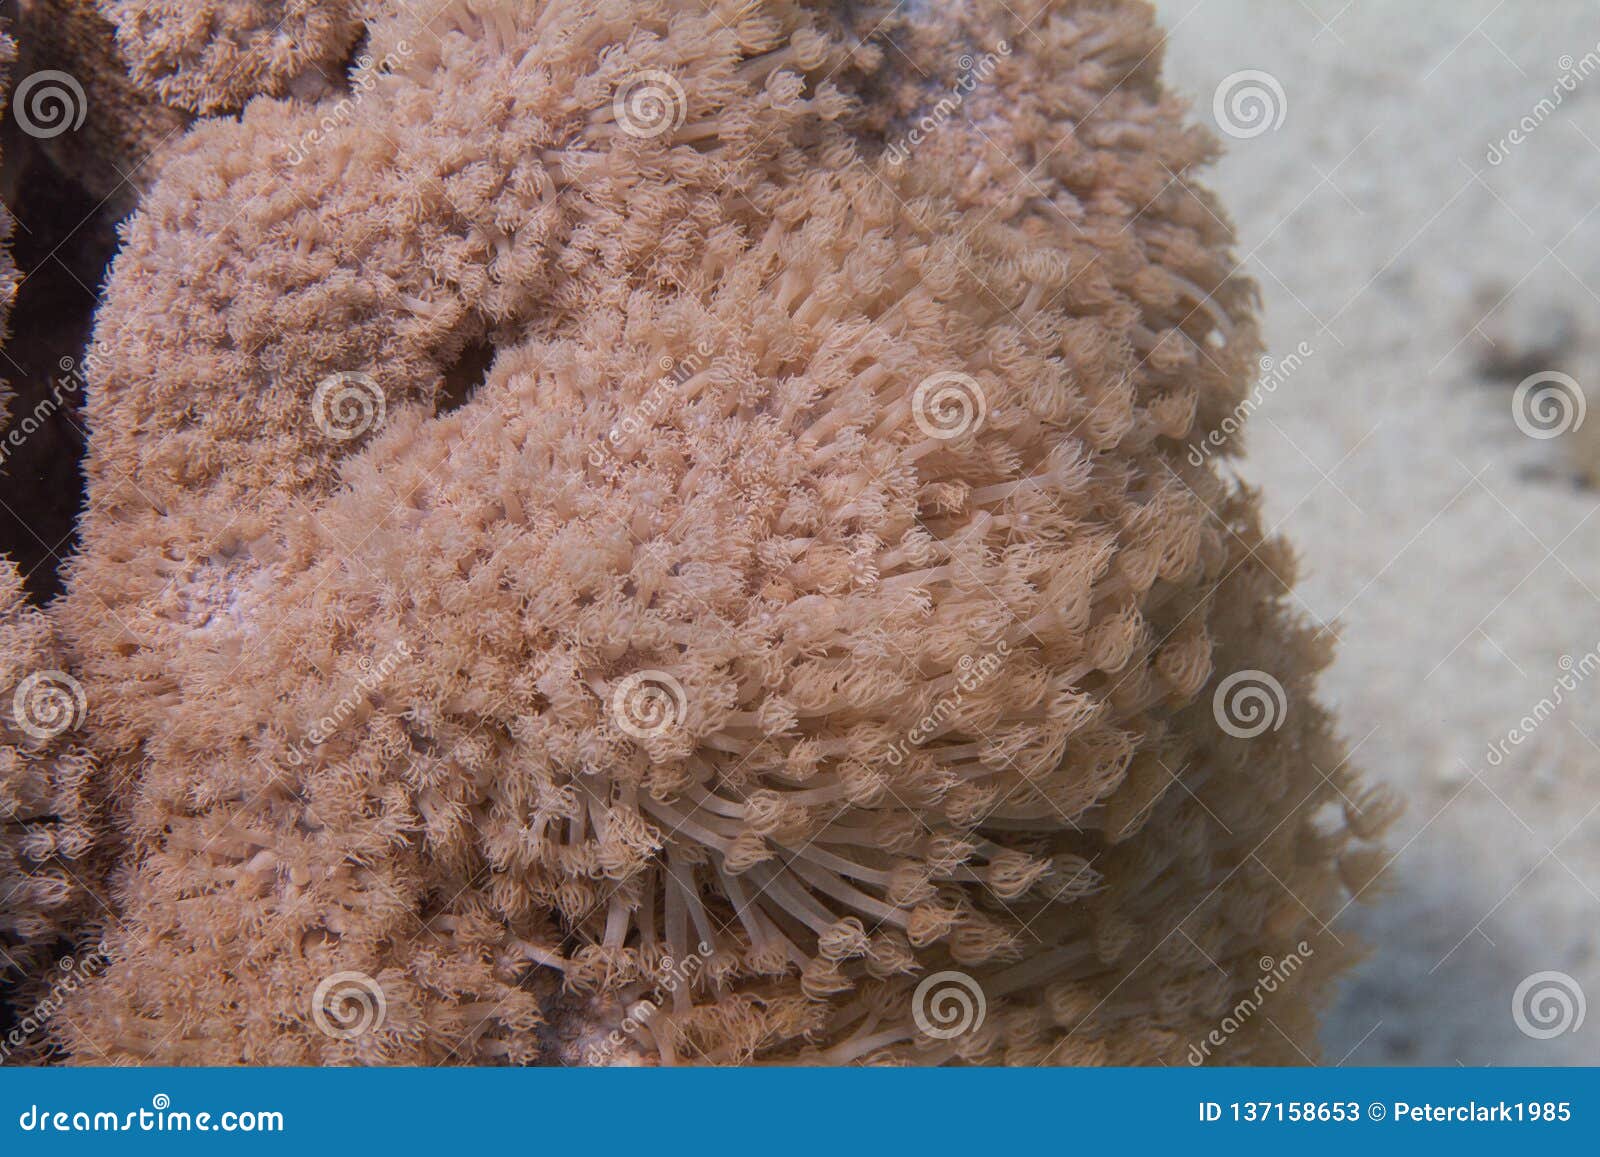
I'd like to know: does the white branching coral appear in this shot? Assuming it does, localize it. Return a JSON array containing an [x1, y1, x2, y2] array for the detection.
[[46, 0, 1391, 1065]]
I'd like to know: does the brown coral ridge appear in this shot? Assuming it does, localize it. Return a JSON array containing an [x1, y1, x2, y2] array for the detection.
[[1, 558, 102, 1057], [51, 0, 1390, 1064], [1, 18, 17, 422], [96, 0, 367, 115], [0, 2, 158, 601], [13, 1, 188, 215]]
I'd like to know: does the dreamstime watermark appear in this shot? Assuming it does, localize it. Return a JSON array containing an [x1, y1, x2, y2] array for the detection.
[[613, 70, 688, 138], [283, 42, 415, 165], [583, 942, 711, 1064], [0, 945, 109, 1063], [1512, 970, 1586, 1039], [17, 1095, 283, 1134], [1212, 669, 1287, 739], [1212, 69, 1286, 139], [609, 670, 688, 739], [1188, 342, 1314, 466], [0, 346, 106, 469], [912, 970, 987, 1040], [10, 670, 88, 742], [911, 371, 987, 440], [1484, 644, 1600, 768], [311, 971, 387, 1040], [1487, 46, 1600, 166], [310, 371, 387, 441], [12, 70, 86, 139], [883, 42, 1011, 165], [585, 342, 714, 466], [1188, 941, 1315, 1063], [885, 640, 1009, 766], [1511, 370, 1585, 439], [262, 640, 411, 775]]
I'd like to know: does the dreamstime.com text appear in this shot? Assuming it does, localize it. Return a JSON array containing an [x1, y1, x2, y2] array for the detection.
[[16, 1095, 284, 1135]]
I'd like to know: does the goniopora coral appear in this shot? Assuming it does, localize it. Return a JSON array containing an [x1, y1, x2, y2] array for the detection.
[[0, 0, 1392, 1065]]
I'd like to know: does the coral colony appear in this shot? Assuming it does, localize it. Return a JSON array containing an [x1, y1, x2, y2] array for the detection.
[[1, 0, 1391, 1065]]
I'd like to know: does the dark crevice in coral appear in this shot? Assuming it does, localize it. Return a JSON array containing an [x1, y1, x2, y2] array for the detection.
[[531, 976, 591, 1067], [436, 339, 496, 416], [314, 30, 370, 99], [0, 932, 72, 1055], [0, 129, 119, 604]]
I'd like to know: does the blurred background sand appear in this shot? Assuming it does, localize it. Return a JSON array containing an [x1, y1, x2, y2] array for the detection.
[[1152, 0, 1600, 1063]]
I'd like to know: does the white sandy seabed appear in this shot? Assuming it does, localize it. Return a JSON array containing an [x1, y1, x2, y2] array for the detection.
[[1148, 0, 1600, 1064]]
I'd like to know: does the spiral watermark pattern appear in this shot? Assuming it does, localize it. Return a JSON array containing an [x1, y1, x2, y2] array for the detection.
[[311, 371, 386, 442], [613, 70, 688, 139], [13, 70, 88, 139], [911, 371, 987, 440], [1512, 970, 1586, 1039], [1212, 669, 1287, 739], [1511, 370, 1585, 440], [610, 670, 688, 739], [911, 970, 987, 1040], [311, 971, 387, 1040], [11, 670, 87, 741], [1212, 69, 1287, 139]]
